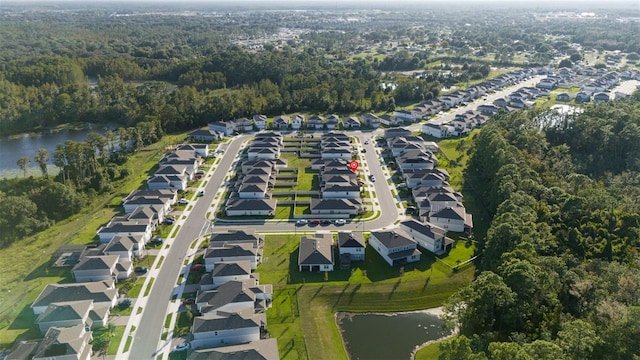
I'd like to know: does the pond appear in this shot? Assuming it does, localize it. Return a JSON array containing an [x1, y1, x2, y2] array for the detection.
[[336, 309, 452, 360], [0, 124, 115, 177]]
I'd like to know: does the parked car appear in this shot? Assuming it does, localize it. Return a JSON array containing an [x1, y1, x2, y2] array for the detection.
[[178, 198, 189, 205], [182, 297, 195, 305], [164, 218, 175, 225], [369, 175, 376, 182], [362, 148, 367, 153], [296, 219, 308, 226], [118, 299, 132, 308], [364, 140, 369, 145], [172, 343, 190, 352], [190, 263, 204, 272], [397, 183, 407, 189], [196, 170, 205, 175], [150, 237, 164, 245], [321, 219, 332, 225], [310, 219, 320, 225], [134, 266, 148, 274], [199, 190, 205, 197], [357, 179, 365, 185], [405, 206, 417, 215], [334, 219, 346, 225]]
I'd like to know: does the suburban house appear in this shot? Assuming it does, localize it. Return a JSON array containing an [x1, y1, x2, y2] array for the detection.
[[298, 233, 334, 272], [233, 118, 254, 133], [422, 123, 450, 138], [361, 113, 381, 128], [104, 235, 136, 261], [188, 129, 219, 142], [225, 198, 277, 217], [122, 196, 172, 215], [393, 109, 418, 123], [209, 230, 263, 248], [428, 206, 473, 233], [593, 92, 610, 103], [208, 121, 235, 136], [191, 310, 265, 350], [272, 115, 290, 130], [196, 279, 272, 316], [104, 234, 145, 258], [177, 144, 210, 159], [31, 280, 118, 315], [310, 198, 361, 216], [204, 243, 261, 272], [575, 91, 592, 103], [321, 184, 360, 199], [253, 114, 267, 130], [337, 232, 365, 261], [307, 115, 324, 130], [555, 92, 574, 102], [123, 189, 176, 208], [341, 116, 361, 129], [187, 338, 279, 360], [379, 114, 403, 127], [206, 261, 253, 289], [477, 104, 499, 115], [97, 219, 153, 245], [326, 115, 340, 130], [36, 300, 108, 334], [291, 114, 304, 130], [32, 324, 93, 360], [369, 230, 421, 266], [147, 174, 187, 191], [420, 191, 461, 213], [71, 255, 130, 283], [399, 219, 451, 255]]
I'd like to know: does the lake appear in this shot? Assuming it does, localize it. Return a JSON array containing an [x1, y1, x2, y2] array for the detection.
[[0, 124, 114, 177], [336, 309, 451, 360]]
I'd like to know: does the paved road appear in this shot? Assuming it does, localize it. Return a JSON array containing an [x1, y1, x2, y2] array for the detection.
[[127, 73, 551, 358], [128, 136, 248, 359]]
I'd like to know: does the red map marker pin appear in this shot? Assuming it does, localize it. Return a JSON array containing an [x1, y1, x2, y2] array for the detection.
[[349, 160, 359, 172]]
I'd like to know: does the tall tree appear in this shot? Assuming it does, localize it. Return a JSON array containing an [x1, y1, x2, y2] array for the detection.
[[16, 156, 30, 177], [34, 148, 49, 178]]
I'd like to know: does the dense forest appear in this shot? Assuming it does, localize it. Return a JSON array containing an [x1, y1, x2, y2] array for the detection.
[[439, 94, 640, 359]]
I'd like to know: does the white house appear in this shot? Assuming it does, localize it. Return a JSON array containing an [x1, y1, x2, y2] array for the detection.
[[31, 280, 118, 315], [422, 123, 449, 138], [196, 279, 272, 315], [97, 220, 152, 245], [291, 114, 304, 130], [369, 230, 421, 266], [298, 233, 334, 272], [72, 255, 120, 283], [208, 121, 235, 136], [337, 232, 365, 261], [32, 324, 93, 360], [429, 206, 471, 232], [322, 184, 361, 199], [253, 114, 267, 130], [204, 243, 261, 272], [225, 199, 277, 217], [399, 219, 451, 255], [36, 300, 108, 334], [191, 310, 264, 350], [209, 261, 253, 289], [188, 339, 279, 359]]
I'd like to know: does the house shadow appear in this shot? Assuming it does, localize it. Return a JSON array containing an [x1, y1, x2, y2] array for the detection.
[[7, 304, 39, 342], [24, 259, 73, 283], [363, 246, 435, 282]]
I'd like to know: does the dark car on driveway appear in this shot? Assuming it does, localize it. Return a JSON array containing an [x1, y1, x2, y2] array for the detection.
[[321, 219, 332, 226], [134, 266, 148, 274], [310, 219, 320, 225]]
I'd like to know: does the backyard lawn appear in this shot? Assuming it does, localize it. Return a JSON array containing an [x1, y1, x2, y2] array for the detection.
[[258, 234, 475, 359]]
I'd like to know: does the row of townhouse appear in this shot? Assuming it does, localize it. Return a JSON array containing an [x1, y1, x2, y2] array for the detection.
[[8, 146, 199, 358], [225, 132, 285, 217], [298, 232, 366, 272], [147, 144, 207, 191], [309, 132, 363, 216], [187, 230, 279, 358]]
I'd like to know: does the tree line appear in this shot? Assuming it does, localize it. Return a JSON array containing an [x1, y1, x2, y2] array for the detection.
[[438, 93, 640, 359]]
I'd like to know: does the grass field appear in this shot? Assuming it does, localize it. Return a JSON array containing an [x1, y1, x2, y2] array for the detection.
[[414, 340, 443, 360], [0, 132, 188, 348], [258, 234, 475, 359]]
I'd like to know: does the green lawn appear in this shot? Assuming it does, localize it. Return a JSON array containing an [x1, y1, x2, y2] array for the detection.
[[257, 234, 475, 359], [107, 326, 126, 355], [414, 340, 443, 360], [437, 240, 476, 268], [0, 132, 188, 348]]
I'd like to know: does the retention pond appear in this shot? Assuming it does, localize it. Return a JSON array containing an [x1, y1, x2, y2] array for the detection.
[[336, 309, 451, 360]]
